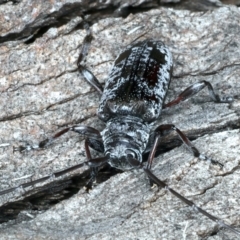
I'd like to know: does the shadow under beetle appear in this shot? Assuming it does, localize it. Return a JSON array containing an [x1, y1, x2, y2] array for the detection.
[[1, 25, 239, 236]]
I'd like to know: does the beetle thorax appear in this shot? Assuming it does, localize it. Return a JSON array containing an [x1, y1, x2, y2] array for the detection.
[[101, 116, 150, 170]]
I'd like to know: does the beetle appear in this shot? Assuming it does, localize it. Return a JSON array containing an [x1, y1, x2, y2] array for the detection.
[[0, 26, 239, 236]]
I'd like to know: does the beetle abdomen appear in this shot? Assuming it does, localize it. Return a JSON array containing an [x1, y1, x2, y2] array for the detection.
[[98, 40, 173, 122]]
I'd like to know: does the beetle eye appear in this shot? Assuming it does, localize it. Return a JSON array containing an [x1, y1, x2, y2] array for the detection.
[[125, 149, 137, 160]]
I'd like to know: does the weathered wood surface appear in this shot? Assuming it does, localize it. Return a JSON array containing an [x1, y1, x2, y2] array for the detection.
[[0, 1, 240, 239]]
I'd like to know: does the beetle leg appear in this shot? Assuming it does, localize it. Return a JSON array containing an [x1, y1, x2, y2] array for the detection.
[[78, 66, 103, 94], [163, 80, 233, 108], [142, 125, 240, 236], [77, 21, 103, 94], [84, 139, 101, 189], [13, 125, 102, 153], [147, 124, 223, 169]]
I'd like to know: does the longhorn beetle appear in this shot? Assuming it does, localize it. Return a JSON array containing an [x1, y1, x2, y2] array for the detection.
[[0, 24, 239, 236]]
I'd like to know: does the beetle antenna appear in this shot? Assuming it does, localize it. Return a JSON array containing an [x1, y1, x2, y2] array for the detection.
[[0, 156, 108, 196], [143, 168, 240, 236]]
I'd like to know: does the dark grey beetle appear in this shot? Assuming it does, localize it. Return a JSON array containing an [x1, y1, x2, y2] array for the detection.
[[1, 27, 239, 236]]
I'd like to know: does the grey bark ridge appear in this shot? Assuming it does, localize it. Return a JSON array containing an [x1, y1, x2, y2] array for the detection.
[[0, 2, 240, 240]]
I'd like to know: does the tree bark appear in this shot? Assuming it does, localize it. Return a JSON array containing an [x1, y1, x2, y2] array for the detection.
[[0, 1, 240, 239]]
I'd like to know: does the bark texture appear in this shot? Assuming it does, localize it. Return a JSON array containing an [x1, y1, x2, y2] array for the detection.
[[0, 1, 240, 240]]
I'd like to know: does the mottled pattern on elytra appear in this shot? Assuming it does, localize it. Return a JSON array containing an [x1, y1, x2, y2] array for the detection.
[[98, 40, 173, 170], [98, 40, 173, 123]]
